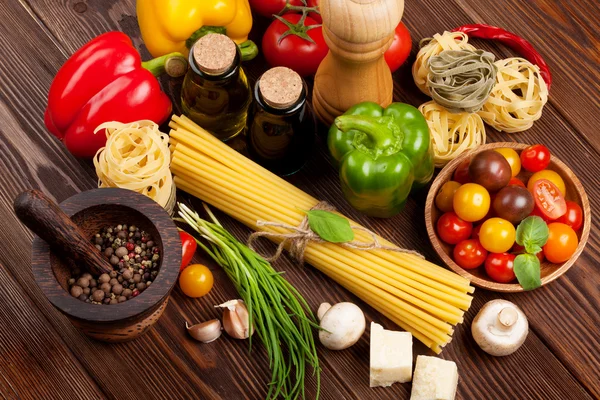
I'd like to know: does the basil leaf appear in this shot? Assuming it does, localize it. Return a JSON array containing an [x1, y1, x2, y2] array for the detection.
[[514, 253, 542, 291], [306, 210, 354, 243], [516, 216, 549, 255]]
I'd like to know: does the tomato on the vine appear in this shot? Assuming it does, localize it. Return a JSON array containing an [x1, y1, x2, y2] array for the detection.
[[520, 144, 551, 172], [179, 264, 214, 298], [544, 223, 578, 263], [530, 179, 567, 220], [262, 13, 328, 77], [436, 212, 472, 245], [453, 239, 488, 269], [479, 217, 516, 253], [485, 253, 516, 283], [557, 200, 583, 231], [385, 22, 412, 72]]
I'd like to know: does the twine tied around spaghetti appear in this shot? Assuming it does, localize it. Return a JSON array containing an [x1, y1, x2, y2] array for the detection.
[[247, 201, 425, 264]]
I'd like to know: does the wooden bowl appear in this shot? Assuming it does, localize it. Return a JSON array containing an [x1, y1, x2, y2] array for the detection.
[[31, 188, 181, 341], [425, 143, 591, 292]]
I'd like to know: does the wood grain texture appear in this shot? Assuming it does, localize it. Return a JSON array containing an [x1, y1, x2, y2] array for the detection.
[[0, 0, 597, 399]]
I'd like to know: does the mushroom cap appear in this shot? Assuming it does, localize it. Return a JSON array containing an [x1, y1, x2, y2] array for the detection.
[[472, 299, 528, 356], [319, 302, 366, 350]]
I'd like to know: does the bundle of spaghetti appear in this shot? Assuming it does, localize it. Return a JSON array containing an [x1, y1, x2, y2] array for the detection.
[[478, 57, 549, 133], [169, 115, 474, 353]]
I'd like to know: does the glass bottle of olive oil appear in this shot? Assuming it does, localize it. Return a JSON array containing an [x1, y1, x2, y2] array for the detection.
[[247, 67, 315, 176], [181, 33, 252, 141]]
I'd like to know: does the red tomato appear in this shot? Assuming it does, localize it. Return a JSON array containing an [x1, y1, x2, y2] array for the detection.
[[248, 0, 303, 17], [179, 231, 197, 272], [485, 253, 516, 283], [262, 13, 328, 77], [508, 177, 526, 188], [512, 243, 545, 263], [530, 205, 552, 222], [453, 239, 488, 269], [520, 144, 551, 172], [385, 22, 411, 72], [306, 0, 321, 23], [453, 158, 471, 184], [531, 179, 567, 220], [471, 224, 482, 239], [557, 200, 583, 231], [436, 212, 473, 245]]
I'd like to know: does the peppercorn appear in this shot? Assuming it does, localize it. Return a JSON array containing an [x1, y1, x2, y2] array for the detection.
[[132, 289, 140, 297], [76, 277, 90, 288], [100, 282, 111, 294], [98, 274, 110, 284], [109, 270, 118, 279], [117, 230, 127, 239], [146, 240, 154, 248], [118, 296, 127, 303], [78, 293, 88, 302], [136, 282, 146, 291], [68, 278, 76, 286], [122, 288, 132, 298], [115, 247, 128, 258], [143, 272, 151, 281], [83, 287, 91, 295], [70, 285, 83, 297], [104, 247, 114, 257], [103, 298, 111, 305], [109, 278, 119, 286], [122, 269, 133, 280], [133, 274, 141, 283], [92, 290, 105, 302], [112, 283, 124, 295], [126, 242, 135, 251], [94, 236, 103, 245], [110, 255, 119, 265]]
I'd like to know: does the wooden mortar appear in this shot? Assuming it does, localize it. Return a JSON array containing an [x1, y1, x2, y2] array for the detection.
[[312, 0, 404, 125], [15, 188, 181, 342]]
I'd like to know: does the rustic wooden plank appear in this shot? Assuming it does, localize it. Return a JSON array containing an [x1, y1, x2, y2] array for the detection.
[[0, 262, 105, 399], [0, 0, 598, 398]]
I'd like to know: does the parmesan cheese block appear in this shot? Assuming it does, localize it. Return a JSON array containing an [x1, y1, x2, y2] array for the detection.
[[410, 355, 458, 400], [369, 322, 413, 387]]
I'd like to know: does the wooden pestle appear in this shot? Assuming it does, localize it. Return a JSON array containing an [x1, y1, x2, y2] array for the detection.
[[14, 189, 114, 275], [312, 0, 404, 125]]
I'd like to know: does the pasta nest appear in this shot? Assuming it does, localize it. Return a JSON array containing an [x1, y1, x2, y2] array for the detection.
[[413, 31, 476, 95], [419, 101, 486, 168], [478, 57, 549, 133], [93, 120, 175, 212]]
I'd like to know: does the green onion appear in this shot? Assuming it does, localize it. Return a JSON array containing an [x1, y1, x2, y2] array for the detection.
[[177, 203, 321, 400]]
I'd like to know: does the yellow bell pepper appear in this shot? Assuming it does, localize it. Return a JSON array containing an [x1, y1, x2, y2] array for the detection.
[[137, 0, 256, 60]]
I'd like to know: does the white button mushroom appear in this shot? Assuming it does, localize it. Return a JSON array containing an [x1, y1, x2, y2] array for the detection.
[[318, 302, 366, 350], [471, 299, 528, 356]]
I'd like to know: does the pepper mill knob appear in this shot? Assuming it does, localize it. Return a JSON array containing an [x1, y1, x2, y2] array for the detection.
[[313, 0, 404, 125]]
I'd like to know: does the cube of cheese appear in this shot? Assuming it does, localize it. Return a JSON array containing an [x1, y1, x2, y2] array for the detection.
[[410, 355, 458, 400], [369, 322, 413, 387]]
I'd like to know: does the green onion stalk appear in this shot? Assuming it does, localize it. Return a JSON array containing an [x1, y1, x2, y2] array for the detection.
[[177, 203, 321, 400]]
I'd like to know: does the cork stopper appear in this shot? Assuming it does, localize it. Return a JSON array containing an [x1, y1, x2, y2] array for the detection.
[[193, 33, 237, 75], [259, 67, 303, 109]]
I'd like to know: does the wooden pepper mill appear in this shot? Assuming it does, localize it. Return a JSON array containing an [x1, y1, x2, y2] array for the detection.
[[312, 0, 404, 125]]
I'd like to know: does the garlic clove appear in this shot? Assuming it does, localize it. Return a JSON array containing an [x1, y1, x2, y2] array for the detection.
[[317, 302, 332, 321], [186, 319, 222, 343], [216, 299, 253, 339]]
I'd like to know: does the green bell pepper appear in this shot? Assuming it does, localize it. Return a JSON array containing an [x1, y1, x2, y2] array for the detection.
[[328, 102, 434, 218]]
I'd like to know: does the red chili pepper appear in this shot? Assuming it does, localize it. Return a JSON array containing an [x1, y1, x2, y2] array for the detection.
[[452, 24, 552, 90], [179, 231, 197, 272], [45, 32, 186, 158]]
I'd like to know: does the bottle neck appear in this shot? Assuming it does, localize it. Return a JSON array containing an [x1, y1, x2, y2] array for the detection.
[[189, 46, 242, 84]]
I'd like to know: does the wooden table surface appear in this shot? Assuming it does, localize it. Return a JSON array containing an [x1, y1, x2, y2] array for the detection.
[[1, 1, 599, 399]]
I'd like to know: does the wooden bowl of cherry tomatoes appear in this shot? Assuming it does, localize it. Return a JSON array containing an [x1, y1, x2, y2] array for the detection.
[[425, 143, 591, 292]]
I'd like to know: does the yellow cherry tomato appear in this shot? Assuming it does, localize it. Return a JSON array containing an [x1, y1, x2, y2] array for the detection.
[[495, 148, 521, 177], [528, 170, 566, 196], [436, 181, 462, 213], [479, 218, 516, 253], [179, 264, 214, 298], [453, 183, 491, 222]]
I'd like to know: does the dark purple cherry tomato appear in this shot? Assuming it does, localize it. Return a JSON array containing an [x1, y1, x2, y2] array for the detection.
[[468, 150, 512, 192], [493, 186, 534, 223], [453, 158, 471, 184]]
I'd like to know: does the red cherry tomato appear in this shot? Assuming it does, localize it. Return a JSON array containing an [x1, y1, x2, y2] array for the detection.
[[453, 239, 488, 269], [262, 13, 328, 77], [520, 144, 551, 172], [530, 205, 552, 222], [453, 158, 471, 184], [179, 231, 197, 272], [436, 212, 473, 245], [385, 22, 412, 72], [508, 177, 526, 188], [471, 224, 482, 239], [531, 179, 567, 220], [512, 243, 545, 263], [556, 200, 583, 231], [485, 253, 516, 283]]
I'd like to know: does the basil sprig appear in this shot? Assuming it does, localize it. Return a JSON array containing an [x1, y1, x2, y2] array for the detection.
[[306, 210, 354, 243], [513, 216, 549, 290]]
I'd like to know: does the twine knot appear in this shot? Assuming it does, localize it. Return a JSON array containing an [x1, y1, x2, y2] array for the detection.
[[247, 201, 424, 264]]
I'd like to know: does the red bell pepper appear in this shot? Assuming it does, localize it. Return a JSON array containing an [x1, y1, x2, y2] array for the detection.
[[45, 32, 186, 158]]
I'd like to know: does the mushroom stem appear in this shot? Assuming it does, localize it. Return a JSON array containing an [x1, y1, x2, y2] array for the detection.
[[498, 307, 518, 328]]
